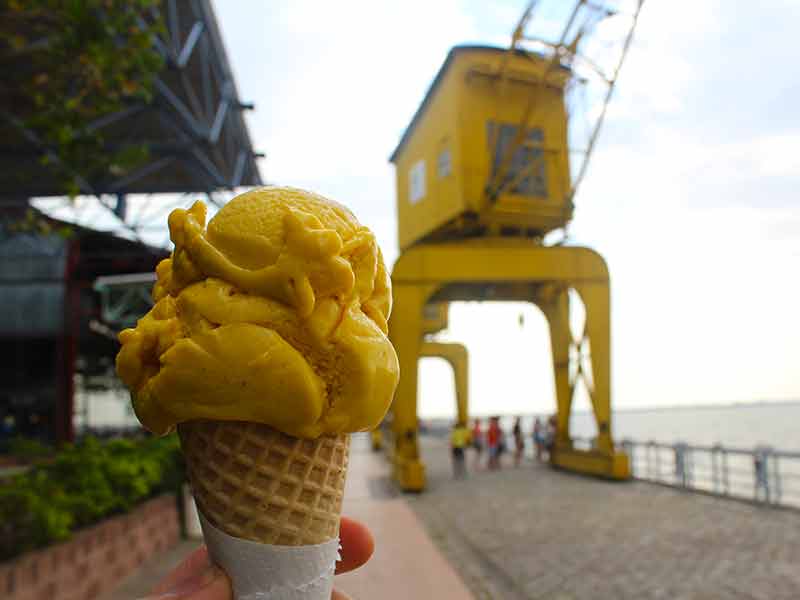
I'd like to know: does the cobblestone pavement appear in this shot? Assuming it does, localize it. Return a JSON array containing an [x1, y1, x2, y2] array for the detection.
[[405, 435, 800, 600]]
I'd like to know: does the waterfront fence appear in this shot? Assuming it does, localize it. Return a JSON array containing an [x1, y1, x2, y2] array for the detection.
[[573, 437, 800, 509]]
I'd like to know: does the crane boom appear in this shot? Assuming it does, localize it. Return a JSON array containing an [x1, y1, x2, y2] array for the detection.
[[487, 0, 646, 211]]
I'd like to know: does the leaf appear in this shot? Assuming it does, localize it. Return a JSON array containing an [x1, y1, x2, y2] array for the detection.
[[6, 0, 166, 195]]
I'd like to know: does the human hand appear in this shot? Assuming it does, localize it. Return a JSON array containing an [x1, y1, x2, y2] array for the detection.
[[143, 516, 374, 600]]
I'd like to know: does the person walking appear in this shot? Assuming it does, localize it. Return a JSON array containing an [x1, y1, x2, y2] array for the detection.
[[533, 417, 544, 461], [544, 414, 558, 460], [487, 416, 501, 470], [450, 422, 470, 479], [471, 418, 484, 470], [512, 416, 525, 467]]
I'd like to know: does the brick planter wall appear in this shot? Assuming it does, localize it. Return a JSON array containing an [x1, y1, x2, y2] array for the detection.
[[1, 494, 180, 600]]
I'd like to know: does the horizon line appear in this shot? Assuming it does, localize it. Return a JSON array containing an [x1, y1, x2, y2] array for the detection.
[[420, 398, 800, 420]]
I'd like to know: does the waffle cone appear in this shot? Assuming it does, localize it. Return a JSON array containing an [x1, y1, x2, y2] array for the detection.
[[178, 420, 350, 546]]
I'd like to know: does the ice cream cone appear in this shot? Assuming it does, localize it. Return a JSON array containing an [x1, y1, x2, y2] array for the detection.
[[178, 420, 350, 546]]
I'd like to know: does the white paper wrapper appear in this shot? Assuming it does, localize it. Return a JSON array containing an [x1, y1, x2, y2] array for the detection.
[[199, 511, 340, 600]]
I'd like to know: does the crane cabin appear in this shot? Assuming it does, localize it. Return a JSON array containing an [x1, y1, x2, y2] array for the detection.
[[390, 45, 573, 251]]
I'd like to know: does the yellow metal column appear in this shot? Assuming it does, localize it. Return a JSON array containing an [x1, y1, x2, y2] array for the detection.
[[537, 285, 572, 447], [388, 283, 436, 491], [574, 282, 612, 453]]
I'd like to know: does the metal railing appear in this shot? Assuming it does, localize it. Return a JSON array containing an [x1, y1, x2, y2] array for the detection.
[[609, 439, 800, 509]]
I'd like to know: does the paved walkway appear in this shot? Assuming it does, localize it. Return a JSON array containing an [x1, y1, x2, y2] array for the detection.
[[407, 435, 800, 600], [335, 435, 473, 600], [102, 433, 472, 599]]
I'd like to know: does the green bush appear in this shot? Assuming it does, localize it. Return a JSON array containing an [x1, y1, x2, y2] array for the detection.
[[0, 480, 73, 561], [0, 434, 183, 562], [6, 436, 53, 461]]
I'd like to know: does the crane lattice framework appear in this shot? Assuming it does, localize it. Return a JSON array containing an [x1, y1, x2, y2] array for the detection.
[[386, 0, 644, 490]]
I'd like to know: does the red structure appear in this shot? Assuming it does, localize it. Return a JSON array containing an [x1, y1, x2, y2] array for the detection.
[[0, 208, 168, 445]]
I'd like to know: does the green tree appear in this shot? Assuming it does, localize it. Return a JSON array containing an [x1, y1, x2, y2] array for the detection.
[[0, 0, 165, 196]]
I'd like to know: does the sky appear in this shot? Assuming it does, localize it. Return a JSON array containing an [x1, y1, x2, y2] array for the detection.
[[209, 0, 800, 419], [39, 0, 800, 420]]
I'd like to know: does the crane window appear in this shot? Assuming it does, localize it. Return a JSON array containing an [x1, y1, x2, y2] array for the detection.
[[409, 159, 426, 204], [437, 148, 452, 178], [487, 121, 547, 198]]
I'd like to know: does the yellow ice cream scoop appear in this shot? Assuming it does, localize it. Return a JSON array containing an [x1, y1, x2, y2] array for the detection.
[[116, 186, 399, 438]]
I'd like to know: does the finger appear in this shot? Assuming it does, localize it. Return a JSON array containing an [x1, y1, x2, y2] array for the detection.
[[143, 564, 231, 600], [177, 567, 232, 600], [335, 516, 374, 575], [332, 589, 354, 600], [149, 546, 211, 595]]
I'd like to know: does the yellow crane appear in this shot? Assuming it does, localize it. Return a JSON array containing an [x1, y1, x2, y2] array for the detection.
[[386, 0, 645, 490]]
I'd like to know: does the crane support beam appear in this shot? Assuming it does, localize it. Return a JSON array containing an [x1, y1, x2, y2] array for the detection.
[[420, 341, 469, 429], [370, 338, 468, 453]]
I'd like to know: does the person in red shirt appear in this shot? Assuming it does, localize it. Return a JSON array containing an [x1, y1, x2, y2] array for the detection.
[[487, 416, 501, 470], [471, 418, 484, 470]]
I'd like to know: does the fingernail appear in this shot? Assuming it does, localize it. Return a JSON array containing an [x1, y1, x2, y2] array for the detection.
[[143, 564, 223, 599]]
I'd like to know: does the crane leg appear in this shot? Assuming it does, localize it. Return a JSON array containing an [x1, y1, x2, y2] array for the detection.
[[387, 283, 434, 491], [574, 281, 612, 453], [538, 285, 572, 447], [420, 342, 469, 428]]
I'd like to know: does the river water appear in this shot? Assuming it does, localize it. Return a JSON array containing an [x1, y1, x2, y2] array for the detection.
[[569, 401, 800, 451], [433, 401, 800, 452]]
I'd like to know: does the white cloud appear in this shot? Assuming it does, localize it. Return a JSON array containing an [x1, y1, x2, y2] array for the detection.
[[721, 133, 800, 179]]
